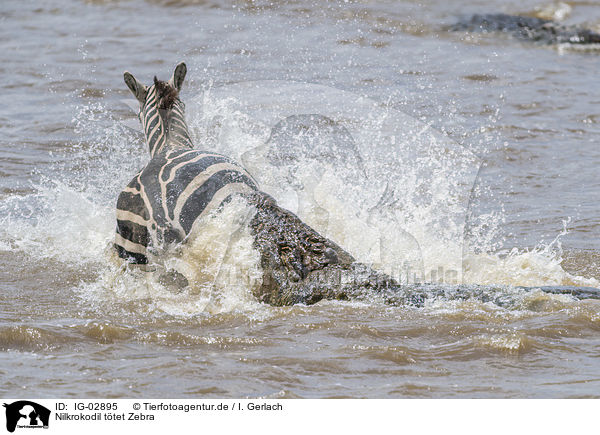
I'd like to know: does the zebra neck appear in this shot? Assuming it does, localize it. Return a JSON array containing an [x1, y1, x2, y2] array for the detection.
[[164, 100, 193, 150], [141, 90, 168, 157]]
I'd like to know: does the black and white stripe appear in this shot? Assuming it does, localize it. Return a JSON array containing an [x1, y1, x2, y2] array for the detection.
[[139, 84, 167, 157], [115, 66, 258, 265]]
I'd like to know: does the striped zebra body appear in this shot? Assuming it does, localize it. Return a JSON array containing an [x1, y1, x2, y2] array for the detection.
[[115, 63, 258, 265]]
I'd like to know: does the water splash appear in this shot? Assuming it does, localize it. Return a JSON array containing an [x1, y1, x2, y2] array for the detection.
[[464, 219, 599, 288], [0, 83, 597, 318]]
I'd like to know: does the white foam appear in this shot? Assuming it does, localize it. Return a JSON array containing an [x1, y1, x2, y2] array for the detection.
[[77, 198, 266, 317], [0, 180, 113, 264]]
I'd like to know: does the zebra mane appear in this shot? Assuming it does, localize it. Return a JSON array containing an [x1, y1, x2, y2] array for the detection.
[[153, 76, 178, 110]]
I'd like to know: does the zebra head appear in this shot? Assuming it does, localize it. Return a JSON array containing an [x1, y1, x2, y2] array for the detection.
[[123, 62, 188, 156]]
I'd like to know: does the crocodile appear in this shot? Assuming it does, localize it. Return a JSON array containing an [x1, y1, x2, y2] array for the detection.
[[449, 13, 600, 45]]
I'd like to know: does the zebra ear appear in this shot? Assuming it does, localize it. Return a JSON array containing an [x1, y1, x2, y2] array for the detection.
[[124, 71, 148, 103], [169, 62, 187, 91]]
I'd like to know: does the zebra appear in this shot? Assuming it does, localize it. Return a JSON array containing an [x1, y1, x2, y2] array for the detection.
[[115, 62, 259, 266]]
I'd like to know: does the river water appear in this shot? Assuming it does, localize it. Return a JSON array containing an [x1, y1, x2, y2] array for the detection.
[[1, 0, 600, 398]]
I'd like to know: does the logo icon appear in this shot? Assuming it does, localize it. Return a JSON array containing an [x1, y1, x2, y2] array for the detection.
[[3, 401, 50, 433]]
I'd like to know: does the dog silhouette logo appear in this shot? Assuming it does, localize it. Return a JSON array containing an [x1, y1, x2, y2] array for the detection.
[[3, 401, 50, 432]]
